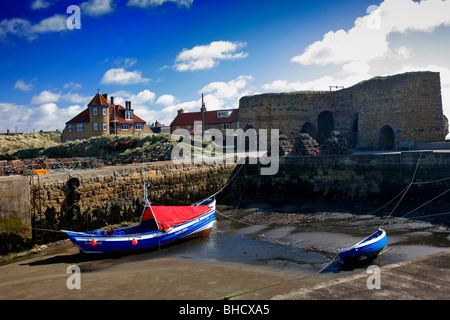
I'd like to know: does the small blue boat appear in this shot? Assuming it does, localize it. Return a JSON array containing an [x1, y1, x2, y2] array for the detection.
[[62, 185, 215, 254], [338, 229, 387, 265]]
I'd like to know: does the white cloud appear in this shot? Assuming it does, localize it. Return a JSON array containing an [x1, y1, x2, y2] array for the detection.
[[114, 57, 138, 68], [174, 41, 248, 72], [32, 103, 85, 131], [31, 14, 67, 33], [341, 60, 371, 75], [394, 45, 415, 60], [101, 68, 150, 85], [127, 0, 193, 8], [63, 81, 82, 90], [14, 79, 33, 92], [110, 89, 156, 108], [280, 0, 450, 127], [31, 90, 61, 105], [31, 0, 55, 10], [81, 0, 114, 16], [0, 102, 83, 132], [262, 76, 335, 92], [156, 94, 177, 106], [151, 75, 253, 125], [0, 13, 68, 41], [291, 0, 450, 67], [0, 18, 35, 41], [0, 103, 32, 131], [201, 75, 253, 100], [107, 75, 253, 126], [30, 89, 91, 105], [135, 89, 156, 104], [63, 93, 91, 105]]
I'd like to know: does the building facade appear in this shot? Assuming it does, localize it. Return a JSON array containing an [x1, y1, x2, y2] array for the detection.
[[61, 92, 152, 142], [239, 71, 448, 150], [170, 107, 239, 136]]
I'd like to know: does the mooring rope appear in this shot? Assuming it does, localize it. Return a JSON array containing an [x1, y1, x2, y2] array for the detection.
[[399, 188, 450, 219], [379, 151, 422, 228]]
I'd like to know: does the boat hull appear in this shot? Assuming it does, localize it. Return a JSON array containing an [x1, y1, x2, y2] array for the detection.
[[338, 229, 387, 265], [63, 208, 215, 254]]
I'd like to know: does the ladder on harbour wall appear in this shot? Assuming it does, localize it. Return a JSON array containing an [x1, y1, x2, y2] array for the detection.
[[30, 174, 43, 244]]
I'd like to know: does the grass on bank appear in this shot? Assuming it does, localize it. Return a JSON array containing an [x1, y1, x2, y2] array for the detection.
[[0, 133, 61, 154], [0, 132, 226, 161], [0, 134, 173, 160]]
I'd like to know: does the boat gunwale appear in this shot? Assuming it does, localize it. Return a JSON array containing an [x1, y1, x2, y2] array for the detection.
[[61, 208, 215, 241], [338, 229, 386, 254]]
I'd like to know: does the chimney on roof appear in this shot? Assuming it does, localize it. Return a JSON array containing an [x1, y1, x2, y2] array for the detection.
[[155, 120, 159, 127], [125, 101, 132, 110], [110, 96, 114, 105], [177, 108, 184, 115], [102, 93, 108, 101]]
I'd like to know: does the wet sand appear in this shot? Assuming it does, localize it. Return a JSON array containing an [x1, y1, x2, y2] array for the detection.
[[1, 201, 448, 300], [0, 240, 338, 300]]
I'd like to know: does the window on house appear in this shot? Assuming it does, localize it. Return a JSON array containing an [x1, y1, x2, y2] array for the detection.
[[121, 125, 130, 131], [217, 111, 232, 118], [76, 124, 84, 132], [93, 122, 99, 131], [93, 108, 98, 116], [135, 124, 143, 130], [125, 110, 133, 121], [103, 122, 107, 131], [221, 123, 230, 130], [67, 125, 72, 133], [102, 108, 107, 116], [64, 138, 70, 143]]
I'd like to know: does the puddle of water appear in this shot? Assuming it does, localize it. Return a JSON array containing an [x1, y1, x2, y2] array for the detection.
[[116, 203, 449, 278]]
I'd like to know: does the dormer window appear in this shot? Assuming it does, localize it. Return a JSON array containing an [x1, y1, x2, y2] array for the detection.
[[217, 111, 232, 118], [125, 110, 133, 121]]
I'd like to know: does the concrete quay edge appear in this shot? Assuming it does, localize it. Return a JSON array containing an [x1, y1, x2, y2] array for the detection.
[[272, 248, 450, 300]]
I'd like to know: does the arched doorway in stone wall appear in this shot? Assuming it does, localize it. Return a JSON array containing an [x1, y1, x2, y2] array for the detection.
[[318, 111, 334, 144], [379, 125, 395, 150], [300, 122, 316, 138]]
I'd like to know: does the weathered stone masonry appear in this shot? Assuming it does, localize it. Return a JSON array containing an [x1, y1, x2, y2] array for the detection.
[[239, 72, 448, 149], [28, 162, 236, 242], [223, 152, 450, 204]]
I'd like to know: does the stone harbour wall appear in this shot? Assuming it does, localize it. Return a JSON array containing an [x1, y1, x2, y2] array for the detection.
[[2, 152, 450, 255], [223, 152, 450, 204], [30, 161, 236, 242]]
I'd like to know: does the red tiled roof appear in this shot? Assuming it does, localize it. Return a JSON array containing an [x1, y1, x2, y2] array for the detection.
[[66, 92, 148, 125], [171, 109, 238, 127], [111, 105, 146, 124], [87, 93, 110, 106], [66, 108, 89, 124]]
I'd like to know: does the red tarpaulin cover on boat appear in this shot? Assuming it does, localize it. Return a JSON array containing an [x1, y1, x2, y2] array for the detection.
[[142, 206, 211, 230]]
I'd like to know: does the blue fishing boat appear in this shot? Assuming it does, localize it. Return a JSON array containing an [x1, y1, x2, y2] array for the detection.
[[338, 229, 387, 265], [62, 184, 215, 254]]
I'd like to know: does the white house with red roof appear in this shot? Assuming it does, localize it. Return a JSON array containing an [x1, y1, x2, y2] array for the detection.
[[61, 92, 152, 142]]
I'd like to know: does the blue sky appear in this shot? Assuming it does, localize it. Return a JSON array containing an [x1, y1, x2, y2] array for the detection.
[[1, 0, 450, 136]]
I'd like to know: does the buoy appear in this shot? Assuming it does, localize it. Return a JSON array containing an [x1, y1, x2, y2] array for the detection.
[[132, 239, 138, 245], [91, 239, 97, 246]]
